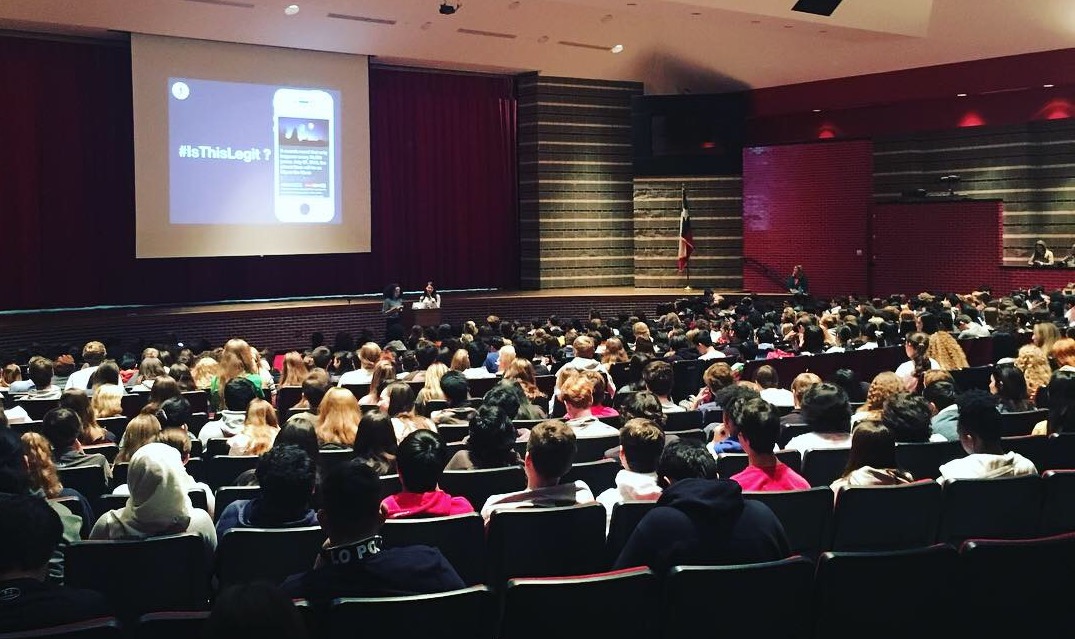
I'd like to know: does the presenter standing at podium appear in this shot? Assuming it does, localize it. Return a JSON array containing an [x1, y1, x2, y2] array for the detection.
[[418, 281, 441, 309], [383, 283, 404, 338]]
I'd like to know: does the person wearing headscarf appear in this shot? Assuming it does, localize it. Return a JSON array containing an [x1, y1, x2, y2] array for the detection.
[[89, 443, 216, 561]]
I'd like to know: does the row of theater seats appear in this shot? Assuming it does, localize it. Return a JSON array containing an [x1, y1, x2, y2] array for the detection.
[[20, 531, 1075, 639]]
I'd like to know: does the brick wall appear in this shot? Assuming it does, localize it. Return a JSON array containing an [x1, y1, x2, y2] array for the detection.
[[741, 140, 874, 297], [517, 75, 643, 289], [632, 176, 742, 289]]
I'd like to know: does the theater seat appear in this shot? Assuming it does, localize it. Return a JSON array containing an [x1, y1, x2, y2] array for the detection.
[[487, 503, 606, 585], [325, 586, 496, 639], [215, 526, 326, 589], [381, 513, 486, 586], [0, 616, 123, 639]]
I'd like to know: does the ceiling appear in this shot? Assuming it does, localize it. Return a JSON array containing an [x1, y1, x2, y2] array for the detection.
[[2, 0, 1074, 94]]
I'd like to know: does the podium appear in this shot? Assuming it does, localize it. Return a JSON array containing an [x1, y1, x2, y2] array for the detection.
[[402, 305, 441, 328]]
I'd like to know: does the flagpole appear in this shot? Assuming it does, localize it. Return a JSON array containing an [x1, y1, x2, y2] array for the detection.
[[682, 183, 692, 292]]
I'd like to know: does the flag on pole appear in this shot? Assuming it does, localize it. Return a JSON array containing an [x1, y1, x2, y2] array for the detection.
[[677, 187, 694, 272]]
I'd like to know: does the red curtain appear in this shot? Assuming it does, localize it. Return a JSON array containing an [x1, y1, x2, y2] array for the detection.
[[0, 37, 517, 310]]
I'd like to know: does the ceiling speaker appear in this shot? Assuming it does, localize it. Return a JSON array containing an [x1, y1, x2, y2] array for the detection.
[[791, 0, 843, 17]]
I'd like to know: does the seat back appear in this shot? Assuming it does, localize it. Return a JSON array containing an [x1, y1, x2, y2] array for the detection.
[[14, 398, 60, 421], [606, 500, 657, 565], [204, 455, 260, 491], [665, 557, 814, 639], [317, 448, 357, 476], [998, 409, 1049, 437], [64, 533, 210, 622], [98, 491, 209, 516], [51, 496, 92, 539], [671, 359, 707, 403], [341, 383, 370, 401], [439, 467, 526, 513], [937, 474, 1043, 546], [381, 513, 487, 586], [213, 486, 262, 522], [82, 444, 119, 464], [1002, 435, 1051, 471], [894, 439, 965, 480], [815, 544, 959, 639], [133, 611, 210, 639], [120, 393, 148, 419], [800, 447, 851, 487], [1041, 470, 1075, 535], [326, 586, 496, 639], [574, 434, 622, 463], [958, 532, 1075, 637], [830, 481, 942, 551], [487, 503, 607, 584], [0, 617, 123, 638], [561, 459, 620, 495], [180, 391, 209, 415], [275, 386, 304, 412], [745, 487, 834, 559], [204, 438, 231, 458], [663, 428, 705, 443], [501, 567, 657, 639], [1047, 433, 1075, 471], [215, 527, 326, 589], [608, 362, 631, 390], [436, 423, 470, 443], [96, 416, 129, 442], [777, 424, 810, 449], [57, 466, 108, 516], [949, 364, 994, 392], [664, 410, 703, 431]]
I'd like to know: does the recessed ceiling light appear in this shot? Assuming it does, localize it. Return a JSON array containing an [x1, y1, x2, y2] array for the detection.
[[812, 109, 821, 113], [284, 3, 299, 15], [957, 93, 968, 97], [1044, 84, 1055, 88], [610, 44, 624, 53]]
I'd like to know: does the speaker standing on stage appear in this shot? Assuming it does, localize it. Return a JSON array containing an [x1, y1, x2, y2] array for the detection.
[[1029, 240, 1055, 266], [418, 281, 441, 309], [383, 283, 404, 333]]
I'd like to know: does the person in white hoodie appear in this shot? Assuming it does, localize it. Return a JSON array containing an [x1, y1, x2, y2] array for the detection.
[[198, 377, 258, 446], [938, 390, 1038, 481], [597, 419, 665, 531]]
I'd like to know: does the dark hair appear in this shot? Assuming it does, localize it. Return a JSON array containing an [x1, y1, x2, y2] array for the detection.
[[466, 341, 486, 369], [956, 389, 1002, 441], [881, 392, 934, 443], [256, 445, 315, 515], [482, 382, 522, 419], [157, 396, 193, 429], [618, 390, 666, 428], [352, 412, 397, 475], [466, 405, 519, 469], [753, 365, 779, 390], [27, 357, 54, 389], [301, 370, 331, 411], [922, 380, 957, 411], [992, 363, 1031, 411], [90, 360, 121, 387], [800, 383, 851, 433], [905, 332, 931, 391], [830, 368, 866, 403], [657, 439, 717, 483], [318, 459, 383, 536], [801, 325, 826, 353], [167, 362, 197, 392], [278, 414, 321, 467], [0, 493, 63, 574], [1046, 369, 1075, 435], [642, 360, 674, 397], [526, 420, 576, 480], [41, 407, 82, 450], [384, 283, 402, 299], [0, 429, 28, 493], [619, 418, 665, 474], [841, 421, 903, 478], [735, 398, 780, 453], [440, 371, 469, 406], [224, 377, 258, 412], [203, 582, 309, 639], [396, 429, 449, 493]]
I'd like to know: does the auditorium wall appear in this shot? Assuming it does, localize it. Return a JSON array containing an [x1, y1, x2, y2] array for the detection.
[[517, 75, 643, 289]]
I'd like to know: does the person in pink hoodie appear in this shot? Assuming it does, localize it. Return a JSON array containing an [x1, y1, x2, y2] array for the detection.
[[380, 429, 474, 519]]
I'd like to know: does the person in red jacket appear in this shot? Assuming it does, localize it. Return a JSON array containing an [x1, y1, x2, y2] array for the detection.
[[380, 429, 473, 519]]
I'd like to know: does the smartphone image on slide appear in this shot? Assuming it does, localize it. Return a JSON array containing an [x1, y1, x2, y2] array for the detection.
[[273, 88, 335, 223]]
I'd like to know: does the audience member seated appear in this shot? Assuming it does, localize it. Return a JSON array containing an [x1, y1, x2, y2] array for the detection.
[[8, 356, 61, 399], [382, 382, 437, 444], [1014, 344, 1051, 406], [851, 372, 902, 426], [485, 380, 545, 422], [229, 398, 280, 456], [895, 332, 941, 393], [642, 360, 684, 413], [882, 392, 946, 443], [780, 372, 821, 430], [991, 363, 1034, 413], [559, 369, 618, 438], [114, 413, 163, 464], [279, 459, 465, 603], [923, 380, 960, 441], [431, 371, 476, 426], [381, 430, 473, 519], [43, 407, 113, 483], [0, 494, 110, 632], [706, 385, 760, 456], [754, 365, 793, 407], [203, 582, 309, 639], [22, 432, 94, 524], [337, 342, 381, 387], [613, 439, 789, 574], [596, 418, 664, 529], [0, 429, 80, 583], [503, 358, 550, 411], [60, 389, 116, 445], [480, 419, 594, 522], [200, 377, 259, 446], [445, 405, 521, 471], [830, 421, 914, 494], [353, 412, 399, 476], [1033, 368, 1075, 435], [555, 335, 614, 395], [729, 398, 809, 491], [209, 339, 266, 412], [356, 360, 395, 407], [90, 442, 217, 560], [784, 383, 852, 452], [938, 390, 1038, 481], [315, 387, 363, 449], [91, 383, 125, 419], [216, 445, 317, 537], [686, 361, 735, 412], [114, 429, 215, 517]]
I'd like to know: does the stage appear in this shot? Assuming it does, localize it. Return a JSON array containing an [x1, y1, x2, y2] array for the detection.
[[0, 287, 785, 354]]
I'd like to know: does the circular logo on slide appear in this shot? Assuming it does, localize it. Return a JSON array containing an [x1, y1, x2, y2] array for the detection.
[[171, 81, 191, 101]]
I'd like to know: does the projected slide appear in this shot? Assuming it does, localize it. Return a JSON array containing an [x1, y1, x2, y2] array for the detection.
[[168, 78, 341, 224]]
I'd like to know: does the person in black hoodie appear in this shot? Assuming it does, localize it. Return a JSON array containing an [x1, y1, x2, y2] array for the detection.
[[613, 439, 789, 574]]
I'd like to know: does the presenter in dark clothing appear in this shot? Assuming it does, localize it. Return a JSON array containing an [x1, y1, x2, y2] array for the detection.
[[786, 265, 809, 296], [382, 283, 404, 339]]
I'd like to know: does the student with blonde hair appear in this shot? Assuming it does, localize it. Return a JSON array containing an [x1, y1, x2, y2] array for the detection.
[[1014, 344, 1051, 404], [229, 398, 280, 456], [337, 342, 382, 386], [317, 387, 362, 448], [114, 413, 163, 465]]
